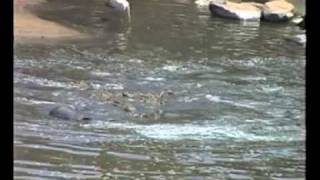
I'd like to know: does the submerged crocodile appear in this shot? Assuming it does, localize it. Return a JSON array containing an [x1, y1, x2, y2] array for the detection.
[[49, 105, 91, 121]]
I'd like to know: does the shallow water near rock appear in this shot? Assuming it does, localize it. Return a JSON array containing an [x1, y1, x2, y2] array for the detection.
[[14, 0, 305, 179]]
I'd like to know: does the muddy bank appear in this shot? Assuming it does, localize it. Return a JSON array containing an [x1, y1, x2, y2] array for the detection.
[[14, 0, 86, 44]]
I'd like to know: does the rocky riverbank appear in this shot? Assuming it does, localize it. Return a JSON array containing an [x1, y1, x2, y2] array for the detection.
[[196, 0, 303, 23]]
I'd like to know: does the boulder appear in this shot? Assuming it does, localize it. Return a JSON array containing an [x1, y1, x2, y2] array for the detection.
[[209, 1, 262, 21], [245, 2, 264, 10], [291, 16, 303, 24], [262, 0, 295, 22], [195, 0, 212, 8], [290, 15, 305, 29], [194, 0, 226, 10]]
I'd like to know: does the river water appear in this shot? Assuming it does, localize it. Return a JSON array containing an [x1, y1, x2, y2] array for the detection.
[[14, 0, 305, 179]]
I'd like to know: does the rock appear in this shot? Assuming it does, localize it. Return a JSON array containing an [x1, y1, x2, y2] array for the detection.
[[290, 15, 305, 29], [247, 0, 269, 3], [209, 1, 262, 21], [291, 16, 303, 24], [49, 105, 91, 121], [195, 0, 211, 7], [245, 2, 264, 10], [195, 0, 225, 8], [262, 0, 295, 22]]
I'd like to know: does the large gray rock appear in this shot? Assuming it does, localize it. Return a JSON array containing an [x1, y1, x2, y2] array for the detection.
[[209, 1, 262, 21], [262, 0, 295, 22], [49, 105, 91, 121]]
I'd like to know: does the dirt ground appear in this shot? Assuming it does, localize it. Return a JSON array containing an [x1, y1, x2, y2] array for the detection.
[[14, 0, 86, 43]]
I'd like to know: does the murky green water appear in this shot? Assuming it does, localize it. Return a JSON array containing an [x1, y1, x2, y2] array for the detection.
[[14, 0, 305, 179]]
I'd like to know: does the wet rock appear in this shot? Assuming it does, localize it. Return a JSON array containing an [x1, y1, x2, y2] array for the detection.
[[195, 0, 220, 8], [49, 105, 91, 121], [195, 0, 210, 7], [291, 15, 305, 29], [245, 2, 264, 10], [209, 1, 262, 21], [247, 0, 270, 3], [195, 0, 225, 10], [289, 15, 304, 30], [262, 0, 295, 22], [291, 16, 303, 24]]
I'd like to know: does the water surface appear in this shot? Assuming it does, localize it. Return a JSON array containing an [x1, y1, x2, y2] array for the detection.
[[14, 0, 305, 179]]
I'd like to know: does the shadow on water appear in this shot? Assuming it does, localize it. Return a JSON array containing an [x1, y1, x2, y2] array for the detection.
[[15, 0, 305, 179]]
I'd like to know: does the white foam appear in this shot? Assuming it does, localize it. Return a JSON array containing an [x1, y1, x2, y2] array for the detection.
[[259, 85, 284, 93], [83, 121, 304, 142], [144, 77, 165, 81], [205, 94, 256, 109], [240, 76, 267, 81], [90, 83, 124, 90], [90, 71, 112, 77], [14, 97, 56, 105], [21, 76, 77, 89], [205, 94, 222, 102]]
